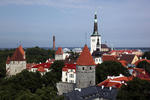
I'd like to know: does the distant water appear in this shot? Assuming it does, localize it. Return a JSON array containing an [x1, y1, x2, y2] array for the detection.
[[1, 47, 150, 52], [42, 47, 150, 52]]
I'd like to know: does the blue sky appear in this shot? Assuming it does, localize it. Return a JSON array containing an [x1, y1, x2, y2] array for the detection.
[[0, 0, 150, 48]]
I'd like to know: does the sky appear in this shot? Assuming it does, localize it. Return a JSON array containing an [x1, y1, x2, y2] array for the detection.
[[0, 0, 150, 48]]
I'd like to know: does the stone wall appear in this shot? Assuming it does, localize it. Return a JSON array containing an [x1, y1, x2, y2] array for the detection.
[[57, 82, 75, 95], [76, 65, 95, 89], [7, 61, 26, 76]]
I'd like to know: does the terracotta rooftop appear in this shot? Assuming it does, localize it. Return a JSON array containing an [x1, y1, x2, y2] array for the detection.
[[119, 54, 135, 64], [134, 59, 150, 66], [119, 60, 128, 67], [18, 45, 25, 56], [76, 45, 95, 66], [102, 55, 118, 62], [55, 47, 63, 55], [62, 64, 76, 72], [11, 45, 25, 61], [6, 56, 11, 64], [32, 63, 52, 69], [37, 66, 46, 72], [97, 75, 133, 88]]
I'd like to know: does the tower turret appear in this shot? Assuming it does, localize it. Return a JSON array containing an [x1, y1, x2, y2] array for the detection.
[[76, 45, 96, 89]]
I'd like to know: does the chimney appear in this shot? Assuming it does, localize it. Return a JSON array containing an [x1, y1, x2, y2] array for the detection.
[[53, 35, 55, 50]]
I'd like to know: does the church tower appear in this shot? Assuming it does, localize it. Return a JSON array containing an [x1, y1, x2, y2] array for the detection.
[[90, 12, 101, 54], [76, 45, 96, 89]]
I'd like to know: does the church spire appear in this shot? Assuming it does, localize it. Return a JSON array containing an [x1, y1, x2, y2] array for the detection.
[[92, 11, 99, 36]]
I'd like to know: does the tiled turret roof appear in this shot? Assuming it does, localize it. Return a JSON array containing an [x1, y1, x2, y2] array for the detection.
[[6, 56, 11, 64], [76, 45, 95, 66], [11, 45, 25, 61], [55, 47, 63, 55]]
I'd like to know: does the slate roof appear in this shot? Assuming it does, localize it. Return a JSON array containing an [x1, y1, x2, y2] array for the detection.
[[64, 86, 118, 100], [76, 45, 95, 66], [92, 49, 102, 57], [101, 44, 109, 48]]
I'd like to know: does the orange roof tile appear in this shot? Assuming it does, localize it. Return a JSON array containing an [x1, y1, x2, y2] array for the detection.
[[119, 60, 128, 67], [134, 59, 150, 66], [6, 56, 11, 64], [37, 66, 46, 72], [76, 45, 95, 66], [55, 47, 63, 55], [97, 75, 133, 88], [18, 45, 25, 56], [11, 46, 25, 61], [102, 55, 118, 62]]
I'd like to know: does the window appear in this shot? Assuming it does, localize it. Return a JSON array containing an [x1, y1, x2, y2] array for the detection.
[[92, 39, 95, 42], [70, 74, 74, 78], [65, 78, 67, 82], [90, 67, 92, 70], [70, 80, 74, 83], [82, 67, 84, 70]]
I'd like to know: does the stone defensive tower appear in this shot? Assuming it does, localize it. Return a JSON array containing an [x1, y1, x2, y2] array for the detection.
[[76, 45, 96, 88], [6, 45, 26, 76]]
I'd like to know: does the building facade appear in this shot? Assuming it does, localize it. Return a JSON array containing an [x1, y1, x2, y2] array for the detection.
[[76, 45, 96, 89]]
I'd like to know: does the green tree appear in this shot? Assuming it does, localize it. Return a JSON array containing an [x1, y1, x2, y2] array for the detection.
[[26, 46, 55, 63], [96, 61, 130, 83], [142, 51, 150, 60], [0, 49, 14, 79], [136, 61, 150, 74], [42, 60, 65, 88], [117, 78, 150, 100]]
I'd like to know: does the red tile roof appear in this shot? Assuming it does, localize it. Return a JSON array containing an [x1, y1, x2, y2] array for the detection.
[[62, 64, 76, 72], [37, 66, 46, 72], [32, 63, 52, 69], [18, 45, 25, 56], [134, 59, 150, 66], [6, 56, 11, 64], [102, 55, 118, 62], [26, 63, 37, 70], [119, 54, 135, 64], [55, 47, 63, 55], [76, 45, 95, 66], [109, 50, 138, 54], [119, 60, 128, 67], [11, 45, 25, 61], [97, 75, 133, 88], [129, 68, 150, 79]]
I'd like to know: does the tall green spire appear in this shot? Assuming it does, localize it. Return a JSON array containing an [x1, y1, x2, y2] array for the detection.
[[92, 11, 100, 36]]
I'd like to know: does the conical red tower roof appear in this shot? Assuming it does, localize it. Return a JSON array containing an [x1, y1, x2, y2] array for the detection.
[[76, 45, 95, 66], [55, 47, 63, 55], [11, 45, 25, 61], [6, 56, 11, 64]]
